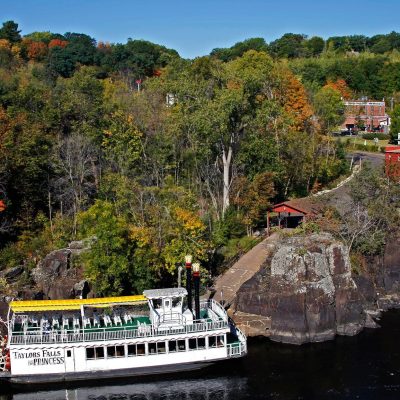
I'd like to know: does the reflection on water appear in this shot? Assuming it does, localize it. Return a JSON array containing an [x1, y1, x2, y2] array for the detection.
[[4, 377, 247, 400], [3, 309, 400, 400]]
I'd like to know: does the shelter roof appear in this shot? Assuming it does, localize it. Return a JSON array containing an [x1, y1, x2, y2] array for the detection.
[[271, 197, 322, 216], [385, 146, 400, 153], [10, 295, 147, 312]]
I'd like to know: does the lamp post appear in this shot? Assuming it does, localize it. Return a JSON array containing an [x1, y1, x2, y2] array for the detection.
[[185, 255, 193, 313], [177, 265, 183, 288], [192, 262, 201, 320]]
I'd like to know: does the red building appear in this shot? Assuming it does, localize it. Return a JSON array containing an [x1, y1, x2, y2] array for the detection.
[[342, 100, 390, 132], [385, 145, 400, 178], [268, 198, 321, 229]]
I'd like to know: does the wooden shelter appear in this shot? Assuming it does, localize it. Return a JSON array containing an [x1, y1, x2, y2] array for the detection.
[[268, 197, 321, 229]]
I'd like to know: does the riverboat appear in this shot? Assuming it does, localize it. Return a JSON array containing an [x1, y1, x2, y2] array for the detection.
[[0, 261, 246, 385]]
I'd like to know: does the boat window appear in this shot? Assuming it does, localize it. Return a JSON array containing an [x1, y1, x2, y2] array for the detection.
[[198, 337, 206, 349], [172, 297, 181, 307], [157, 341, 166, 354], [208, 336, 217, 348], [217, 335, 225, 347], [86, 348, 95, 360], [168, 340, 177, 353], [164, 299, 170, 308], [153, 299, 162, 309], [148, 342, 157, 354], [178, 339, 186, 351], [188, 337, 206, 351], [107, 346, 116, 358], [189, 338, 197, 350], [137, 343, 145, 355], [148, 342, 166, 355], [95, 347, 104, 358], [67, 350, 72, 357], [116, 345, 125, 357], [106, 345, 125, 358], [127, 344, 137, 356]]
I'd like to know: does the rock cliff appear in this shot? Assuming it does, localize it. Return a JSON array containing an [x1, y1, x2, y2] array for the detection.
[[0, 239, 92, 319], [234, 232, 400, 344]]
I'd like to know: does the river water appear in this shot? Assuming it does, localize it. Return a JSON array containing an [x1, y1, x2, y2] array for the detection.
[[2, 309, 400, 400]]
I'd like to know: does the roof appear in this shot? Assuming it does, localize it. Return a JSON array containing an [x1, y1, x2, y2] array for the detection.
[[385, 146, 400, 154], [271, 198, 322, 216], [10, 295, 147, 312], [143, 288, 187, 299]]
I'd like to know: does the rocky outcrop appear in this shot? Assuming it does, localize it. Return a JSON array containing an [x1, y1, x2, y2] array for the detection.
[[31, 239, 92, 300], [234, 233, 368, 344]]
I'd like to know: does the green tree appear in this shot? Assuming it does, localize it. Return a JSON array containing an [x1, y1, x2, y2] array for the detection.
[[390, 104, 400, 143], [102, 111, 142, 175], [79, 200, 145, 295], [304, 36, 325, 56], [269, 33, 307, 58], [0, 21, 21, 43], [210, 38, 268, 62], [313, 86, 345, 133]]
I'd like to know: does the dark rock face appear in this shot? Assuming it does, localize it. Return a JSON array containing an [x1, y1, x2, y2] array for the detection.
[[1, 266, 24, 281], [382, 235, 400, 294], [31, 241, 91, 300], [235, 233, 366, 344]]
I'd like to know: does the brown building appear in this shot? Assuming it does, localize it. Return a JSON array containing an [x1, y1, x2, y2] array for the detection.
[[342, 100, 390, 132]]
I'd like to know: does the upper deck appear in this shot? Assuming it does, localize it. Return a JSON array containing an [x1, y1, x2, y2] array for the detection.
[[9, 298, 229, 346]]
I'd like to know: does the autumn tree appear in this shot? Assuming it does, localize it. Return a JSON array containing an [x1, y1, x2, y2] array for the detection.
[[232, 172, 275, 235], [278, 67, 313, 131], [324, 78, 352, 100], [48, 39, 68, 49], [25, 40, 48, 61]]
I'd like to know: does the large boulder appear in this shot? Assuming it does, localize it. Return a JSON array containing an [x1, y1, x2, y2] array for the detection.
[[234, 233, 365, 344], [31, 239, 93, 300]]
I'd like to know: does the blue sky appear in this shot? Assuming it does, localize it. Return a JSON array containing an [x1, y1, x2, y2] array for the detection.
[[2, 0, 400, 58]]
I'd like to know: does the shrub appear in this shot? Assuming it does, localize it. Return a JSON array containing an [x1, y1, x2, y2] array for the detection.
[[361, 132, 388, 140]]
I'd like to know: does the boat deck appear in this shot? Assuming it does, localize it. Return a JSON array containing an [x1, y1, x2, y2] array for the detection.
[[9, 300, 229, 345], [12, 316, 152, 336]]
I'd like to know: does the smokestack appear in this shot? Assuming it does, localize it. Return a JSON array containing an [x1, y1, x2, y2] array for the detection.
[[185, 255, 193, 313], [192, 262, 200, 320]]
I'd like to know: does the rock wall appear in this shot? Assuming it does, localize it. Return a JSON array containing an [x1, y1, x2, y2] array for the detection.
[[234, 233, 376, 344], [31, 240, 91, 300]]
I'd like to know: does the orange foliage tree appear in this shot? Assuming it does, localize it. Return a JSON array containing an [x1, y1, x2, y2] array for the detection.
[[277, 68, 313, 131], [324, 79, 352, 99], [48, 39, 68, 49], [27, 41, 48, 61]]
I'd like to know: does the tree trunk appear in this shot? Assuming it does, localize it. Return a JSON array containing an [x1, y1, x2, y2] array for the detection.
[[222, 145, 233, 215]]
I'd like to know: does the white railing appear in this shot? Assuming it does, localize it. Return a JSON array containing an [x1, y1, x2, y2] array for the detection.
[[200, 299, 228, 322], [10, 319, 229, 346], [227, 325, 247, 358]]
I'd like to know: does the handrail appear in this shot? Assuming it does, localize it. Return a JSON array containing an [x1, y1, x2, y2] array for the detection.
[[9, 319, 229, 345]]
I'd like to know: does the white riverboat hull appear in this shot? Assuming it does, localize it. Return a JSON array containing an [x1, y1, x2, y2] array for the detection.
[[1, 289, 247, 386], [0, 359, 217, 385]]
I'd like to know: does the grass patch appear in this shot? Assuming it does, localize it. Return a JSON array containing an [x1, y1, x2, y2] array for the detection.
[[338, 136, 388, 153], [220, 235, 262, 260]]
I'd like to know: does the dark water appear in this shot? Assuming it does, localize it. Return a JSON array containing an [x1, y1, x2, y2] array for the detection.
[[2, 309, 400, 400]]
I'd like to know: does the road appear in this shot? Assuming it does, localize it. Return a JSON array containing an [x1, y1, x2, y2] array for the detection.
[[324, 150, 384, 212]]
